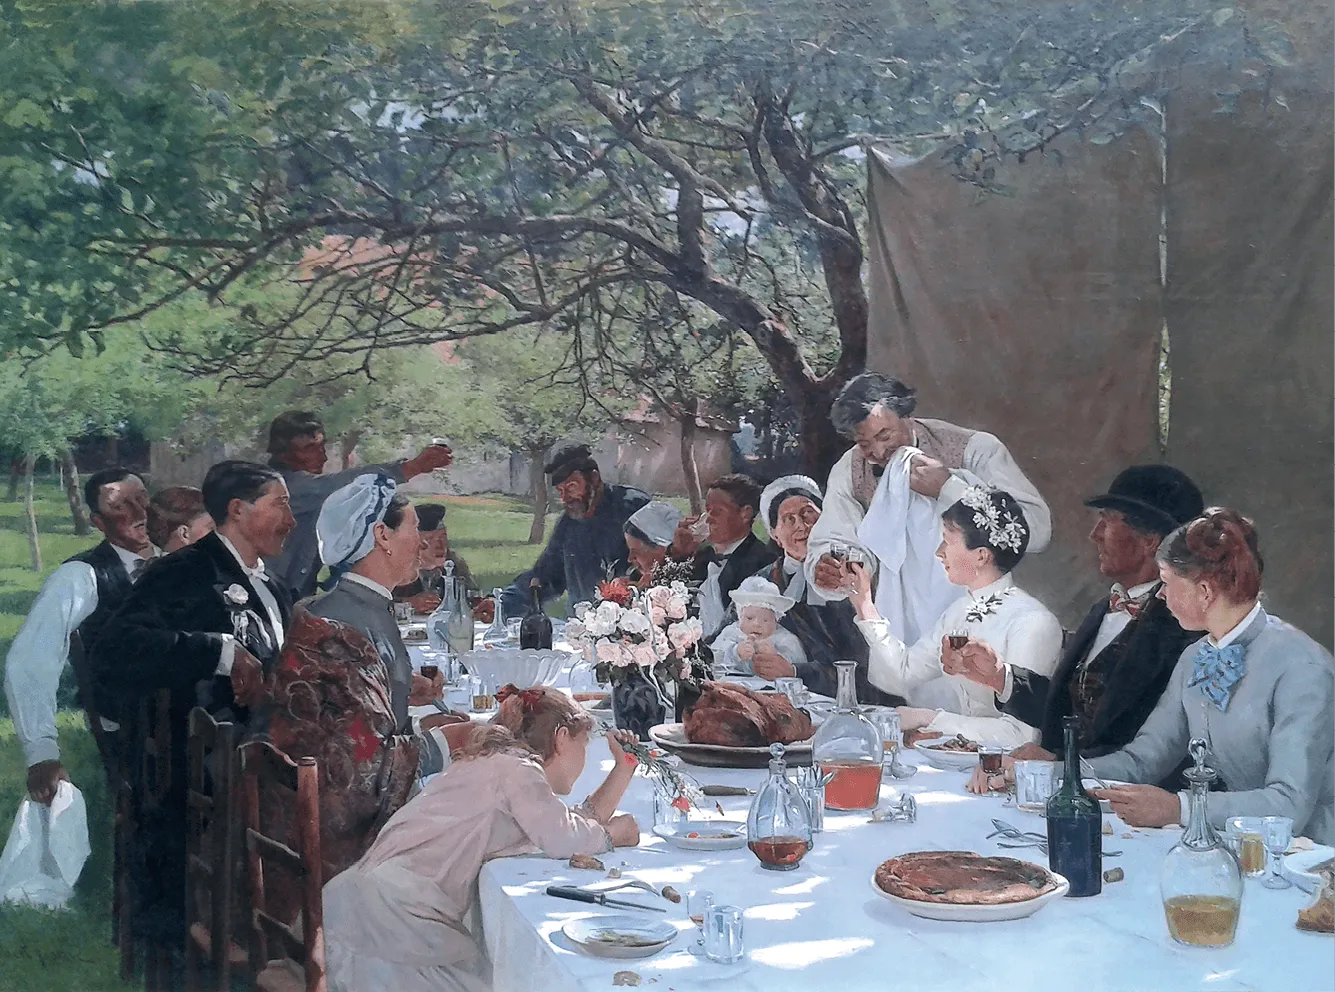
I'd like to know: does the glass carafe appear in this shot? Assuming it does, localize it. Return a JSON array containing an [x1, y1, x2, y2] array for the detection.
[[428, 562, 475, 670], [481, 586, 508, 648], [811, 660, 883, 810], [746, 744, 813, 870], [1160, 738, 1244, 947]]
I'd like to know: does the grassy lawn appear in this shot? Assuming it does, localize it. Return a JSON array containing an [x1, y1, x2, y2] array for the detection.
[[0, 483, 563, 991]]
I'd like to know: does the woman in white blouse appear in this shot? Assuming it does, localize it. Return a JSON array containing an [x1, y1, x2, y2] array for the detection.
[[847, 486, 1062, 748]]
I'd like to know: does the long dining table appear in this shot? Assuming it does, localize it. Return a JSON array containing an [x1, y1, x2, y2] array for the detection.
[[400, 634, 1331, 992], [476, 738, 1331, 992]]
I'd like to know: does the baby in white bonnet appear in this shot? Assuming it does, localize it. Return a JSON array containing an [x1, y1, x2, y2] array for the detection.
[[713, 576, 807, 678]]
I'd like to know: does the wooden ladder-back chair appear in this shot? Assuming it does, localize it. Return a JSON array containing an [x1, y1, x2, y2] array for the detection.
[[138, 687, 176, 992], [185, 707, 249, 991], [239, 742, 326, 992], [66, 630, 135, 981]]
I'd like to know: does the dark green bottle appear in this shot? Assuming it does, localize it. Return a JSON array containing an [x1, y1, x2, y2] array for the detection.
[[1045, 715, 1102, 896]]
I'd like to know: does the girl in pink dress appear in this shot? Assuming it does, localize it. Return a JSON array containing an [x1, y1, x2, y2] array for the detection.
[[323, 685, 641, 992]]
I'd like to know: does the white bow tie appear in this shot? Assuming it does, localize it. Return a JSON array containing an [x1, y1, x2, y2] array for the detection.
[[242, 561, 268, 584]]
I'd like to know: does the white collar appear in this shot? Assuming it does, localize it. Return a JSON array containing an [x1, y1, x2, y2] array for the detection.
[[217, 532, 267, 580], [967, 573, 1015, 600], [110, 542, 157, 575], [343, 572, 393, 601], [782, 556, 802, 575], [1210, 601, 1263, 649], [714, 537, 746, 558], [1111, 579, 1159, 600]]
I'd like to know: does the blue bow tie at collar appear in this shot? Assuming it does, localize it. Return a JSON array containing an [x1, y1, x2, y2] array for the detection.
[[1188, 642, 1247, 711]]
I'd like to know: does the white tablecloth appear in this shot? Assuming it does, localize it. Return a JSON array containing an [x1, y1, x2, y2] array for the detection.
[[477, 741, 1333, 992]]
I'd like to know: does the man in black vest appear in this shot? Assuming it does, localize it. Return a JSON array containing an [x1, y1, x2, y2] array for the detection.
[[3, 468, 155, 805], [952, 465, 1205, 787], [96, 460, 296, 947]]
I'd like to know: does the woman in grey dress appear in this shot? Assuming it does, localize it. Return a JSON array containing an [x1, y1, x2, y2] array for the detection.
[[1079, 507, 1334, 843]]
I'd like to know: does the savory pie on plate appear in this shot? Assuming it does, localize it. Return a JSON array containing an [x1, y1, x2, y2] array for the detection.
[[871, 851, 1069, 922]]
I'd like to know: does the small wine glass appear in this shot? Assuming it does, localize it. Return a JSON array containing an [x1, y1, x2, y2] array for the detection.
[[687, 889, 714, 950], [1260, 815, 1294, 889]]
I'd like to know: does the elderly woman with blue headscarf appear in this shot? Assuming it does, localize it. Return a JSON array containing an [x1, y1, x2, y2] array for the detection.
[[254, 476, 472, 923]]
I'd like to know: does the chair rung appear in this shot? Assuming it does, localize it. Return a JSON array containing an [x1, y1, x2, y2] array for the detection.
[[246, 830, 306, 874]]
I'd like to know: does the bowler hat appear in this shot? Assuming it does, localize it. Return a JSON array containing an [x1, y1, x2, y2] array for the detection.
[[1085, 465, 1204, 536]]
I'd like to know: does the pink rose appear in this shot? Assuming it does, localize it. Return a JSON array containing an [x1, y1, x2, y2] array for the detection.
[[632, 642, 658, 668], [596, 639, 626, 668], [649, 603, 668, 628], [667, 618, 703, 654]]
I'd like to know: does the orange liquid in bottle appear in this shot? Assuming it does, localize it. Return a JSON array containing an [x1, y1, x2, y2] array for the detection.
[[821, 760, 882, 810]]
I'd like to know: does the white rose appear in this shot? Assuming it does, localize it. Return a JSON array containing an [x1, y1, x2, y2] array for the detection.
[[618, 607, 652, 637], [223, 584, 250, 607], [573, 601, 593, 622], [587, 600, 620, 638]]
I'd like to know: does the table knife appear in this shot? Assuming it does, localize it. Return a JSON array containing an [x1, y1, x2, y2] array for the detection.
[[701, 785, 752, 797], [545, 884, 666, 912]]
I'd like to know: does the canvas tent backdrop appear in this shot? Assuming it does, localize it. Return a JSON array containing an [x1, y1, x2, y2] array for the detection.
[[864, 32, 1333, 645]]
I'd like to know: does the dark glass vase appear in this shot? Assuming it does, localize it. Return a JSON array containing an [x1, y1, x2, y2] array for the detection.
[[612, 667, 666, 741]]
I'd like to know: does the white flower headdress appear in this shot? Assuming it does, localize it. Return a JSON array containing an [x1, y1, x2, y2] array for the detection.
[[958, 486, 1028, 554]]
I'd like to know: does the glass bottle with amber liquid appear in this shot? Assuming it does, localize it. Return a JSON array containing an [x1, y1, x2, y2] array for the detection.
[[519, 579, 553, 649], [811, 660, 883, 811], [746, 743, 813, 870], [1045, 715, 1102, 896], [1160, 739, 1243, 946]]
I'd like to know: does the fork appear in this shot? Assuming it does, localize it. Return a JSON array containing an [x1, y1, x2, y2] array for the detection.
[[599, 879, 664, 898]]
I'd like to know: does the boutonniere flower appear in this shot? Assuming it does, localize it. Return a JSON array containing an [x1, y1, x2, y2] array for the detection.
[[223, 584, 250, 608]]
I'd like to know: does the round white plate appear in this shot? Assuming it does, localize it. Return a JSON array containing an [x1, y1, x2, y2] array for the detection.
[[562, 915, 678, 959], [914, 740, 988, 771], [1285, 845, 1335, 885], [870, 867, 1070, 922], [652, 822, 748, 851]]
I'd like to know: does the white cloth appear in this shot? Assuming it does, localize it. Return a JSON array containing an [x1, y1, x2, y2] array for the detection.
[[857, 574, 1063, 748], [712, 622, 807, 676], [215, 533, 285, 675], [854, 446, 962, 645], [0, 781, 90, 909], [317, 472, 398, 568], [807, 428, 1052, 605], [2, 544, 153, 766], [478, 737, 1328, 992], [624, 500, 682, 547]]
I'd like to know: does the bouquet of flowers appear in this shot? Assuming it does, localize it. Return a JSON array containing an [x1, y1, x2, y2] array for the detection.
[[566, 580, 704, 688]]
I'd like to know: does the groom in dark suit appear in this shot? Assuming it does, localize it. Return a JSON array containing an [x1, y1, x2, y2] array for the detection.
[[953, 465, 1204, 785], [95, 460, 296, 949]]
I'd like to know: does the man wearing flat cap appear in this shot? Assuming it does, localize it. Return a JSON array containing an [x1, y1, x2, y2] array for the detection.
[[500, 445, 650, 617], [394, 503, 479, 612], [952, 465, 1206, 783], [264, 411, 454, 601]]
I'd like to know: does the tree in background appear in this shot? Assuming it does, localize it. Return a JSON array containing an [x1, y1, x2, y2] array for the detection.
[[0, 0, 1290, 476]]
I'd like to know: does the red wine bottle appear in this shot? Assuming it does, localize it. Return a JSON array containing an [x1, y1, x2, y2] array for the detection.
[[1045, 716, 1102, 896], [519, 579, 553, 650]]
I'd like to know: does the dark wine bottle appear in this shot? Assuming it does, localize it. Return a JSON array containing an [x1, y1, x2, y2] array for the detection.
[[519, 579, 553, 650], [1045, 715, 1102, 897]]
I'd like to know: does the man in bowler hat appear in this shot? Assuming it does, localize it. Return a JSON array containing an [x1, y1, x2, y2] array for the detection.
[[951, 465, 1205, 784]]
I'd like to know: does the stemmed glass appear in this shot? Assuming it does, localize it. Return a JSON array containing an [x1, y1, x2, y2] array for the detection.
[[1260, 816, 1294, 889], [687, 890, 714, 952]]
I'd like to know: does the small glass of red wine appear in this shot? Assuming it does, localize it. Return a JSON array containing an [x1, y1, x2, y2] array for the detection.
[[947, 629, 969, 651], [979, 746, 1004, 776], [419, 664, 440, 681]]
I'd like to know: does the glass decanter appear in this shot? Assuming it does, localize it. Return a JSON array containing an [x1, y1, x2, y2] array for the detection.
[[1160, 738, 1244, 947], [428, 562, 475, 666], [746, 743, 813, 871], [811, 660, 883, 811], [481, 586, 509, 648]]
